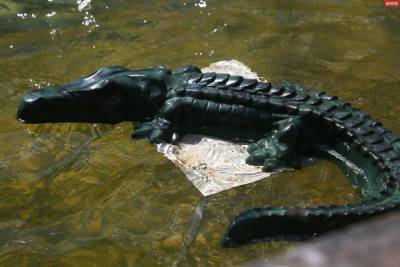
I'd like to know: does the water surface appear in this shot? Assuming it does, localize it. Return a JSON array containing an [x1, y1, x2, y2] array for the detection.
[[0, 0, 399, 266]]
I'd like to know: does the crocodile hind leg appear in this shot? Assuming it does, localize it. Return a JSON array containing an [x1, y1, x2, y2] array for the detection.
[[246, 118, 304, 171]]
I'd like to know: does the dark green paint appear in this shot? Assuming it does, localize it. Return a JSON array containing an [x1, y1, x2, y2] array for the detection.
[[17, 65, 400, 247]]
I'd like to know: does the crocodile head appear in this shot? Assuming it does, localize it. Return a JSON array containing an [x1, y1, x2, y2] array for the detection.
[[17, 66, 169, 124]]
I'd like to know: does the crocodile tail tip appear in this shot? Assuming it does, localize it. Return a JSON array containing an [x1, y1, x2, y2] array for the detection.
[[220, 201, 396, 247], [221, 208, 286, 247]]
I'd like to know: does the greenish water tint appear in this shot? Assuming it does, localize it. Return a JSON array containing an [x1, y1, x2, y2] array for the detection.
[[0, 0, 399, 266]]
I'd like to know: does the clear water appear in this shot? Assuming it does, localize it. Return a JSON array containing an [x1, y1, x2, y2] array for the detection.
[[0, 0, 399, 266]]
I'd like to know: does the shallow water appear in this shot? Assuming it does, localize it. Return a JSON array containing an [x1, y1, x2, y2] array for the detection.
[[0, 0, 399, 266]]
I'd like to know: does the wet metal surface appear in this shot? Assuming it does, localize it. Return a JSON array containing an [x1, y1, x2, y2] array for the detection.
[[0, 1, 399, 266]]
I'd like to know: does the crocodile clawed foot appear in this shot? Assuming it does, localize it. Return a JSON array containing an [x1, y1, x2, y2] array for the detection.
[[262, 159, 280, 172], [246, 137, 283, 171], [246, 136, 300, 171], [170, 132, 180, 145], [132, 121, 154, 139], [132, 117, 176, 144]]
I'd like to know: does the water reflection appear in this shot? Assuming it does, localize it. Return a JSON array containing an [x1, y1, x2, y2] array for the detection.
[[0, 0, 399, 266], [77, 0, 91, 12], [195, 0, 208, 8]]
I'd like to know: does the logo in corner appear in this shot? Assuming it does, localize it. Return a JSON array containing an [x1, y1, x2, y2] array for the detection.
[[385, 0, 400, 8]]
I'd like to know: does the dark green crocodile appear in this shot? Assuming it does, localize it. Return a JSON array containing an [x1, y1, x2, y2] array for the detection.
[[16, 65, 400, 247]]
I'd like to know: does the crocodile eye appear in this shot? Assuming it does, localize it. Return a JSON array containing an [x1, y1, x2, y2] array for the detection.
[[84, 66, 129, 81], [65, 79, 118, 97]]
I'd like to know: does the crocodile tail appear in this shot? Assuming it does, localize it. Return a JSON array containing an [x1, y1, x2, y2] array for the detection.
[[221, 140, 400, 247], [221, 111, 400, 247], [221, 193, 400, 247]]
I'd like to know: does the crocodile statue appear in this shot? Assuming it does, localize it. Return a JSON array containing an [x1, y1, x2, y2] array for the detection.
[[16, 65, 400, 247]]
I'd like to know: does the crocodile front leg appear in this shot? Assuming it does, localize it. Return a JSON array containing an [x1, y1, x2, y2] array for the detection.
[[133, 96, 279, 145], [246, 118, 303, 171], [132, 117, 178, 143], [132, 97, 198, 144]]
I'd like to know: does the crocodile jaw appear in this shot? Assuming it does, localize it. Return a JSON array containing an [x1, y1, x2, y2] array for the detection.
[[16, 83, 131, 124], [16, 66, 162, 124], [17, 66, 171, 124]]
